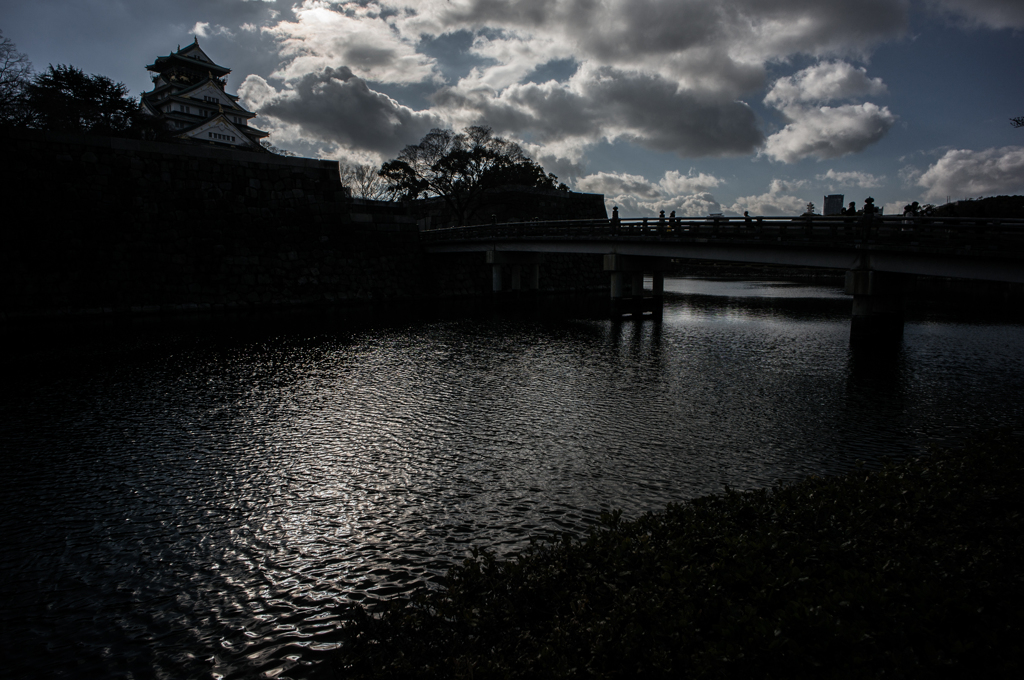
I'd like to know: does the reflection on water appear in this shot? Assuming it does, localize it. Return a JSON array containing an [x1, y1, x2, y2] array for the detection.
[[2, 278, 1023, 679]]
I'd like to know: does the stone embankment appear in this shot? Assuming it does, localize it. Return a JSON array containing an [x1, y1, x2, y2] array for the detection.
[[0, 128, 607, 319]]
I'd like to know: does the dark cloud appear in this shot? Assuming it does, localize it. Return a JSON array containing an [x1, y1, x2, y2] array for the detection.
[[589, 68, 764, 155], [730, 0, 909, 55], [438, 66, 764, 157], [241, 67, 442, 156], [427, 0, 909, 95]]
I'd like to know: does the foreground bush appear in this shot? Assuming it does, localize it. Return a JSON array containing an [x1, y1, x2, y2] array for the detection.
[[336, 432, 1024, 678]]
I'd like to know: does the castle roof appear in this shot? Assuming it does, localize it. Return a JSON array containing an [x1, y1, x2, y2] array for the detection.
[[146, 39, 230, 77]]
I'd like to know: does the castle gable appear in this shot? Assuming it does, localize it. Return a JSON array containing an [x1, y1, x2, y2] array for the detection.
[[179, 81, 242, 111], [178, 116, 256, 148], [177, 42, 217, 66]]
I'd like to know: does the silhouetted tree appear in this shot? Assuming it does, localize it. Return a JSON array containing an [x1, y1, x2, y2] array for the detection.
[[340, 162, 397, 200], [1012, 117, 1024, 128], [26, 64, 137, 133], [802, 201, 817, 216], [379, 126, 566, 225], [0, 30, 32, 125]]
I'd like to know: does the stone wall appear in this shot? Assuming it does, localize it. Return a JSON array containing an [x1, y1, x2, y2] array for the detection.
[[1, 128, 609, 319]]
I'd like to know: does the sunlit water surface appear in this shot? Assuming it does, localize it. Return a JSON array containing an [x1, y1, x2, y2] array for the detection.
[[2, 278, 1022, 679]]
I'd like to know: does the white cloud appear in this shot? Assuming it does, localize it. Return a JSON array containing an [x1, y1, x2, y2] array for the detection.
[[927, 0, 1024, 29], [764, 61, 888, 107], [763, 102, 897, 163], [659, 170, 723, 194], [192, 21, 234, 39], [762, 61, 895, 163], [264, 1, 440, 85], [577, 172, 663, 200], [729, 179, 809, 215], [916, 146, 1024, 200], [816, 169, 884, 188], [576, 169, 725, 217]]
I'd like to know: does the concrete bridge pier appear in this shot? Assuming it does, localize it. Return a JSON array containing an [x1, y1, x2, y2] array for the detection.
[[605, 254, 669, 318], [487, 251, 542, 293], [845, 268, 907, 344]]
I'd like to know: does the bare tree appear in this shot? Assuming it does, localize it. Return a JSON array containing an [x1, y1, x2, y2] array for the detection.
[[1012, 117, 1024, 128], [0, 30, 33, 125], [339, 162, 396, 200]]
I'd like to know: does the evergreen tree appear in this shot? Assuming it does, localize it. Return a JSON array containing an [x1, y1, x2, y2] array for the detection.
[[26, 64, 137, 134]]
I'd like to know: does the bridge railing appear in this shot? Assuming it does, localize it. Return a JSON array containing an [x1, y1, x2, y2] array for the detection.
[[420, 214, 1024, 254]]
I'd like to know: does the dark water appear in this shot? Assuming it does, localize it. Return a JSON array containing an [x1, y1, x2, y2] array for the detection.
[[2, 278, 1022, 679]]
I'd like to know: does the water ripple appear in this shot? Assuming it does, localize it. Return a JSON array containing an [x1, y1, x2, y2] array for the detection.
[[2, 283, 1023, 678]]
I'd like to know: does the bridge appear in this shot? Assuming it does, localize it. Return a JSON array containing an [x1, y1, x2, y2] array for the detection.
[[422, 212, 1024, 342]]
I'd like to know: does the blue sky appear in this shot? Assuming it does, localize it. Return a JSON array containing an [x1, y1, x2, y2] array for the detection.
[[4, 0, 1022, 216]]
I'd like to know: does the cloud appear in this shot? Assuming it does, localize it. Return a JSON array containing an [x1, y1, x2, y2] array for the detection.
[[816, 169, 884, 188], [238, 68, 443, 156], [761, 61, 895, 163], [763, 102, 897, 163], [577, 172, 664, 200], [264, 1, 440, 85], [899, 164, 923, 186], [729, 179, 809, 215], [403, 0, 909, 94], [916, 146, 1024, 200], [192, 21, 234, 38], [764, 61, 888, 107], [926, 0, 1024, 29], [246, 1, 911, 164], [659, 170, 723, 194], [436, 64, 765, 159], [576, 169, 725, 217]]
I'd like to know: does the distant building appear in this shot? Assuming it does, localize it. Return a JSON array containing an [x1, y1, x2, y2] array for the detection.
[[823, 194, 844, 216], [139, 39, 269, 150]]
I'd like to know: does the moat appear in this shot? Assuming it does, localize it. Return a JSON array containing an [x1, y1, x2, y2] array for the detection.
[[2, 277, 1022, 679]]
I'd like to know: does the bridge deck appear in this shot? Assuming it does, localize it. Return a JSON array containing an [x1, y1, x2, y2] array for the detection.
[[421, 215, 1024, 284]]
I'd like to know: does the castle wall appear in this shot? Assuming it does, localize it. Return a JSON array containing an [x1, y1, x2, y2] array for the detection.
[[1, 128, 608, 319]]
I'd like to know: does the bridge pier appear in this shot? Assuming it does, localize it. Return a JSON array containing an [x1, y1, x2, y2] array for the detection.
[[845, 269, 907, 344], [605, 254, 668, 318], [487, 251, 542, 293]]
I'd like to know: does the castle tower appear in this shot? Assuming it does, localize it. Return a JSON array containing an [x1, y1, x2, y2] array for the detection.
[[139, 38, 269, 149]]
